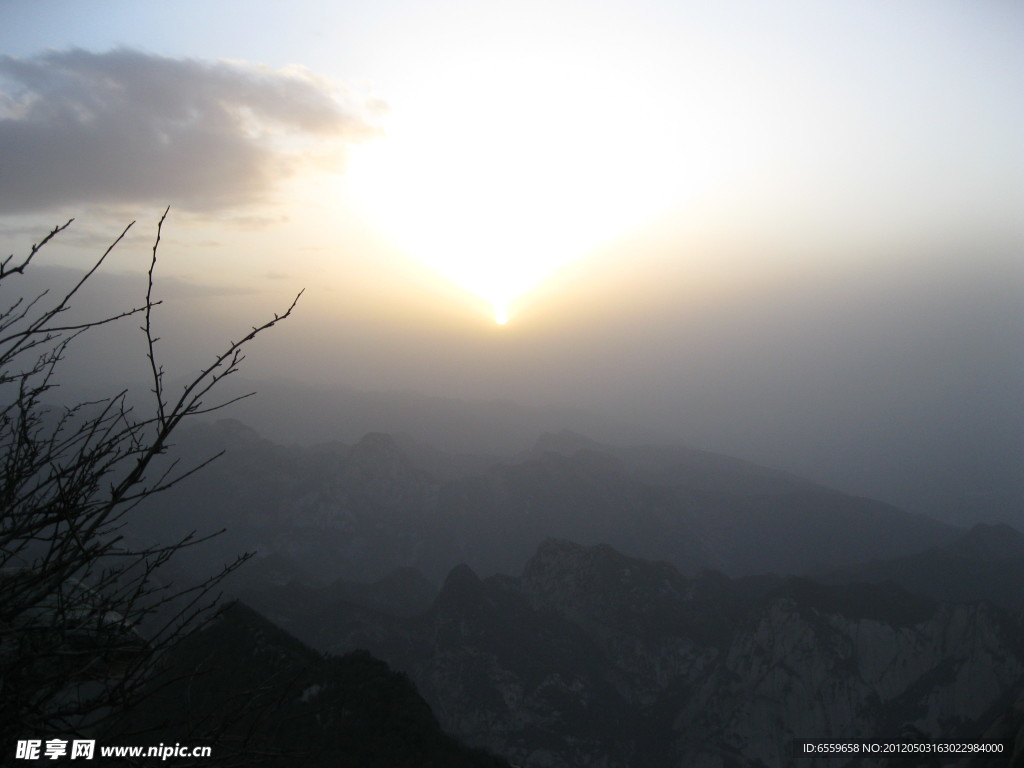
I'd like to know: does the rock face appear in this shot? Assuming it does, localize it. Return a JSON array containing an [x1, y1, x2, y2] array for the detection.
[[256, 540, 1024, 768], [966, 692, 1024, 768], [676, 598, 1018, 767]]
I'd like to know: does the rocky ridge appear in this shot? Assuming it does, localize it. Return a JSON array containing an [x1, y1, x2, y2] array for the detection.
[[242, 537, 1024, 767]]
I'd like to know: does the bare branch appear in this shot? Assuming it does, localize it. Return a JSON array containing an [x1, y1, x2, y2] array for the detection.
[[145, 206, 170, 429], [0, 219, 74, 281], [1, 212, 301, 750]]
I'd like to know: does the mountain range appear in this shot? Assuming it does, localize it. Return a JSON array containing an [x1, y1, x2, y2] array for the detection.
[[138, 419, 958, 587], [116, 418, 1023, 766], [238, 536, 1024, 767]]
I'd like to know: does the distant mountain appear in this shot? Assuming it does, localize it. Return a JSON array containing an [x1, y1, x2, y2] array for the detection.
[[331, 566, 437, 617], [236, 567, 436, 651], [944, 522, 1024, 561], [816, 522, 1024, 612], [136, 420, 959, 587], [218, 376, 662, 453], [445, 433, 957, 576], [256, 539, 1024, 768], [528, 428, 811, 496], [108, 602, 510, 767]]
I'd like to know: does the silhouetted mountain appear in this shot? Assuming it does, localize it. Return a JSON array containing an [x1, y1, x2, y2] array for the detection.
[[946, 522, 1024, 561], [333, 566, 437, 617], [818, 522, 1024, 612], [237, 567, 436, 651], [136, 420, 959, 588], [441, 438, 956, 576], [530, 428, 812, 496], [108, 602, 510, 767], [221, 377, 659, 454], [388, 431, 505, 481], [527, 429, 605, 458], [257, 540, 1024, 767]]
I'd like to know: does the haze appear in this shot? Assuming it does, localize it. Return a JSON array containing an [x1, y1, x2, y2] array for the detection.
[[1, 0, 1021, 525]]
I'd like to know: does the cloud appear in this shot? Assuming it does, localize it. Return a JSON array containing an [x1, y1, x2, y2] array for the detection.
[[0, 48, 381, 214]]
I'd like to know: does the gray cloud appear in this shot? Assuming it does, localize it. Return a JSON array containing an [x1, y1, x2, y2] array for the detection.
[[0, 48, 380, 214]]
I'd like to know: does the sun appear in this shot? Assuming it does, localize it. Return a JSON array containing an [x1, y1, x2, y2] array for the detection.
[[344, 50, 694, 324]]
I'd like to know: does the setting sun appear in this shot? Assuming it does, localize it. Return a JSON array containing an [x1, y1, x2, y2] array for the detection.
[[345, 50, 691, 323]]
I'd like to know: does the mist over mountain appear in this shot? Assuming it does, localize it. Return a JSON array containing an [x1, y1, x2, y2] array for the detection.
[[12, 269, 1023, 766], [29, 243, 1024, 530], [817, 522, 1024, 613], [134, 419, 958, 586], [110, 411, 1024, 765], [11, 235, 1021, 768]]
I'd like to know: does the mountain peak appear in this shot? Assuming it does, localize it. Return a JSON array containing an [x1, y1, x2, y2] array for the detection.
[[212, 418, 261, 441], [946, 523, 1024, 561], [349, 431, 403, 459], [435, 563, 485, 613], [530, 429, 603, 457], [344, 432, 416, 477], [522, 539, 677, 597]]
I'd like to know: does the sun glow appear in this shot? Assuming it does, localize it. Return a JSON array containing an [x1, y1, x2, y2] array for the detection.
[[346, 52, 696, 324]]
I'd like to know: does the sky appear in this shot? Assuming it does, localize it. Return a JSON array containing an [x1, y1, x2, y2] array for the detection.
[[1, 0, 1022, 523]]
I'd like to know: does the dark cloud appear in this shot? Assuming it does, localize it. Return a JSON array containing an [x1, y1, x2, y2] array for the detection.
[[0, 48, 380, 214]]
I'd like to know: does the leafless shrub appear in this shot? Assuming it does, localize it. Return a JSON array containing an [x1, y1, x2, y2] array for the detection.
[[0, 209, 301, 745]]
